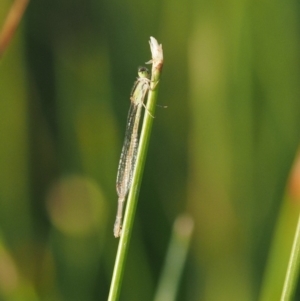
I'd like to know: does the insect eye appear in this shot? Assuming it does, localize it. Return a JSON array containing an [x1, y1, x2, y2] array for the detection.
[[138, 67, 149, 73]]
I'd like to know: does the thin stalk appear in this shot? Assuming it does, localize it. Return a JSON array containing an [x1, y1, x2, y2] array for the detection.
[[107, 37, 163, 301]]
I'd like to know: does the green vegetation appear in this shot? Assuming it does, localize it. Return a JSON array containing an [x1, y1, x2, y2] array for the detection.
[[0, 0, 300, 300]]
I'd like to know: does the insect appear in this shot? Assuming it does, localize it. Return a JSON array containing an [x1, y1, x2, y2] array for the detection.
[[114, 67, 151, 237]]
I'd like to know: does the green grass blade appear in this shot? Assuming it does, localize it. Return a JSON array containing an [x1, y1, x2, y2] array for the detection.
[[280, 212, 300, 300], [107, 37, 163, 301], [259, 197, 300, 301]]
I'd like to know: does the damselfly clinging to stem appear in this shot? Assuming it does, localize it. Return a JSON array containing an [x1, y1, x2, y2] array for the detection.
[[114, 67, 151, 237]]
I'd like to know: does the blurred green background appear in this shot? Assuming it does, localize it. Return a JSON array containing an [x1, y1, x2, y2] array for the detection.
[[1, 0, 300, 300]]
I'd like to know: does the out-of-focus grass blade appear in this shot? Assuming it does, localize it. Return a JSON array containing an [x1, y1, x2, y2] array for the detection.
[[259, 152, 300, 301], [153, 214, 194, 301], [0, 0, 29, 58], [280, 213, 300, 300]]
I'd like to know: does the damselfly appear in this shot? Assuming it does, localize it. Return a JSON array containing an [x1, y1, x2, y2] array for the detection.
[[114, 67, 151, 237]]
